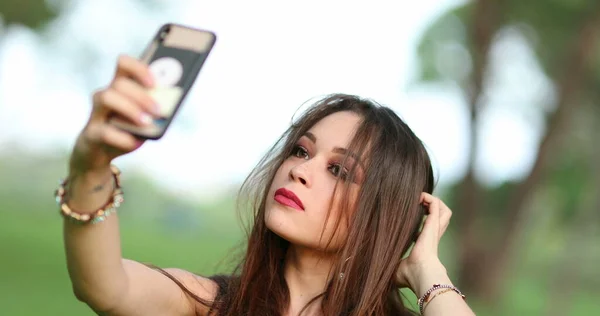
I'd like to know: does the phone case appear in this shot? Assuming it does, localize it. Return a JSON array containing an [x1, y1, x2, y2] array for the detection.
[[109, 23, 216, 140]]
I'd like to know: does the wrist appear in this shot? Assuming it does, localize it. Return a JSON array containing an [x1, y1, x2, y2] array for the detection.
[[65, 165, 115, 208], [67, 165, 113, 189], [68, 164, 112, 180], [408, 260, 451, 297], [69, 134, 112, 173]]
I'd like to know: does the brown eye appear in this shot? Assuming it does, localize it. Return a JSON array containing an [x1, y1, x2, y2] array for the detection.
[[328, 163, 348, 180], [291, 145, 309, 160]]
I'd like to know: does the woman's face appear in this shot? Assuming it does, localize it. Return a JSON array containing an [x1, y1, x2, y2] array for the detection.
[[265, 111, 365, 251]]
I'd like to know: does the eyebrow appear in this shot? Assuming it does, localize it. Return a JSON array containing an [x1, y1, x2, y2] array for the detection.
[[304, 131, 317, 143], [303, 132, 364, 168]]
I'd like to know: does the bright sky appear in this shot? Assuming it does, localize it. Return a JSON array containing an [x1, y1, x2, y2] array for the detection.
[[0, 0, 548, 200]]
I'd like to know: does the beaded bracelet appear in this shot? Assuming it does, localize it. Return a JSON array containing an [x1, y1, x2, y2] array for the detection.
[[54, 165, 124, 224], [418, 283, 465, 314]]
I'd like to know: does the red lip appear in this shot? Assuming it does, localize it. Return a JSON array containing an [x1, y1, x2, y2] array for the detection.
[[274, 188, 305, 211]]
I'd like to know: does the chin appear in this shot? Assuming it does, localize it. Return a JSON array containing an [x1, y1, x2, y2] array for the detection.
[[265, 204, 314, 249], [265, 203, 296, 238]]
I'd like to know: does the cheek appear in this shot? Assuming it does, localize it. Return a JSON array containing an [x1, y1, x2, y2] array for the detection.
[[269, 161, 291, 191]]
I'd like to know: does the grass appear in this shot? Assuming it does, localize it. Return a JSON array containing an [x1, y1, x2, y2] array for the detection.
[[0, 208, 241, 315]]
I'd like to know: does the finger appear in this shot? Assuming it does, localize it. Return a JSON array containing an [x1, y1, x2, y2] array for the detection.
[[412, 208, 427, 242], [94, 89, 154, 126], [420, 193, 435, 215], [114, 54, 154, 88], [418, 193, 442, 248], [419, 192, 435, 205], [88, 123, 144, 152], [438, 200, 453, 238], [419, 201, 430, 215], [112, 77, 161, 116]]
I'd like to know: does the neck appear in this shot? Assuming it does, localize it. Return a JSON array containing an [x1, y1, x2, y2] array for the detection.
[[283, 244, 336, 315]]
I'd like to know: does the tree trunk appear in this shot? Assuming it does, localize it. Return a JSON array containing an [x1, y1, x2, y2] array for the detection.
[[455, 0, 504, 294]]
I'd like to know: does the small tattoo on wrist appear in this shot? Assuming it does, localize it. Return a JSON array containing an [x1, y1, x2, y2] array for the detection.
[[91, 183, 106, 193], [88, 175, 114, 194], [65, 171, 114, 199]]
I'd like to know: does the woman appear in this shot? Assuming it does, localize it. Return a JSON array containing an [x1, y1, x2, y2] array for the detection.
[[60, 55, 476, 315]]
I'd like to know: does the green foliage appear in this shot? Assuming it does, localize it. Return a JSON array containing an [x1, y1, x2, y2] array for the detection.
[[547, 150, 591, 223], [415, 5, 472, 84], [505, 0, 594, 78], [440, 180, 521, 242], [415, 0, 600, 84], [0, 0, 59, 30]]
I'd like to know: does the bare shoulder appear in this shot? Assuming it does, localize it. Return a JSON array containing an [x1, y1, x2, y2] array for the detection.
[[161, 267, 219, 314]]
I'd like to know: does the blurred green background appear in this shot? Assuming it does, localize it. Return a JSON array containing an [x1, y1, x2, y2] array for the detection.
[[1, 0, 599, 315]]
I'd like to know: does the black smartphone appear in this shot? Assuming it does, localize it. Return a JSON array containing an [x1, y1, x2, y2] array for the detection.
[[108, 23, 217, 139]]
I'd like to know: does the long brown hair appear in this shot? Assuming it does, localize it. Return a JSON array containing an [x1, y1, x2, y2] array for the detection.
[[158, 94, 435, 315]]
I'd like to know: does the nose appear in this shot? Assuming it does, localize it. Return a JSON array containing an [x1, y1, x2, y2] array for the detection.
[[289, 162, 311, 187]]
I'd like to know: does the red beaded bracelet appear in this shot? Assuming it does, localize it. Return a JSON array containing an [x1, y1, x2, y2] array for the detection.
[[418, 283, 465, 314], [54, 165, 124, 224]]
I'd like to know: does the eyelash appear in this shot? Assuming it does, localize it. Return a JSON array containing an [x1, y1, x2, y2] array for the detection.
[[290, 145, 350, 180]]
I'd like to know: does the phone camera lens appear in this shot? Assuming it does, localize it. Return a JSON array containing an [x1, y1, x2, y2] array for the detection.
[[159, 26, 171, 42]]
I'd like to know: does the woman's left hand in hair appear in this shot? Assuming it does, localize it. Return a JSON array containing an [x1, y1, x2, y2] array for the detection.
[[395, 192, 454, 297]]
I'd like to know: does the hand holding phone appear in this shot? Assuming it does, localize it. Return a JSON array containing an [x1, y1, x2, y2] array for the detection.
[[69, 23, 216, 172], [109, 23, 216, 139]]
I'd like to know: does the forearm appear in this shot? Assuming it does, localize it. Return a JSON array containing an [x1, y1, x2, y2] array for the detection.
[[411, 262, 476, 316], [62, 166, 128, 310]]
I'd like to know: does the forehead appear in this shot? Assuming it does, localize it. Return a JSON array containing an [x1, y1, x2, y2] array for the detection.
[[307, 111, 362, 147]]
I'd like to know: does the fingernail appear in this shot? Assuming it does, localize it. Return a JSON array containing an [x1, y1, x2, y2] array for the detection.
[[140, 113, 153, 125], [134, 139, 145, 149]]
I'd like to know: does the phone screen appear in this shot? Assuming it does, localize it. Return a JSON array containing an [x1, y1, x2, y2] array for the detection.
[[147, 45, 207, 127]]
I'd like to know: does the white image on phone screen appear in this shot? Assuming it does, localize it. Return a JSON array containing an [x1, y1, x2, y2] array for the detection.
[[148, 57, 184, 118]]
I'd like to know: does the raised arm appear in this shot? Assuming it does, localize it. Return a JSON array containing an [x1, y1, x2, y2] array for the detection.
[[62, 55, 216, 316], [395, 193, 476, 315]]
